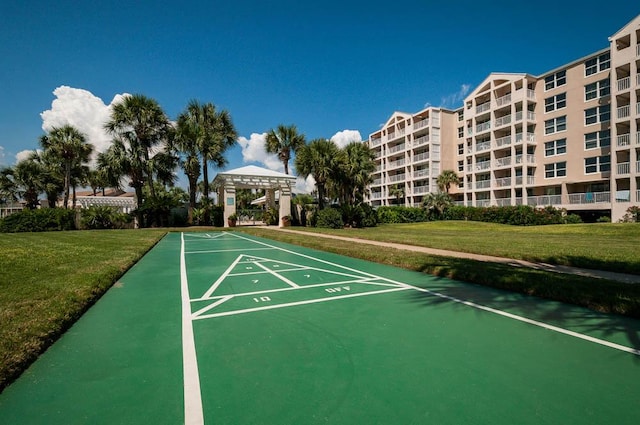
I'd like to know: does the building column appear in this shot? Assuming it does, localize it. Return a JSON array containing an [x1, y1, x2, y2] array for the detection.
[[223, 185, 236, 227], [278, 185, 292, 227]]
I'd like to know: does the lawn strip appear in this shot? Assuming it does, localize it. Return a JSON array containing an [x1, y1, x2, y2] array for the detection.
[[240, 227, 640, 318]]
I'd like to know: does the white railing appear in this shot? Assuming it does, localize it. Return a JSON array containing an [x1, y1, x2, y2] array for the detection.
[[413, 186, 430, 194], [515, 154, 523, 164], [495, 135, 512, 148], [387, 131, 395, 140], [617, 133, 631, 147], [568, 192, 610, 204], [527, 176, 535, 185], [476, 102, 491, 114], [476, 141, 491, 152], [372, 178, 382, 185], [370, 192, 382, 199], [371, 138, 381, 146], [495, 93, 511, 107], [414, 119, 429, 130], [617, 76, 631, 91], [495, 157, 512, 167], [475, 161, 491, 171], [388, 174, 406, 183], [516, 176, 523, 185], [617, 162, 630, 174], [494, 177, 512, 187], [527, 195, 562, 206], [414, 152, 430, 162], [476, 121, 491, 133], [413, 135, 429, 147], [617, 105, 630, 119], [527, 111, 536, 121], [637, 102, 640, 115], [476, 180, 491, 189], [637, 74, 640, 87], [388, 143, 406, 154], [476, 199, 491, 207], [515, 197, 523, 205], [527, 154, 536, 164], [388, 159, 405, 169], [375, 165, 383, 172], [413, 168, 429, 178], [527, 89, 535, 99], [496, 198, 512, 206], [494, 115, 512, 127], [374, 151, 382, 158]]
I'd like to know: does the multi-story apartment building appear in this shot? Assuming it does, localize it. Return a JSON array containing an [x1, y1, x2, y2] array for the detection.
[[367, 14, 640, 221]]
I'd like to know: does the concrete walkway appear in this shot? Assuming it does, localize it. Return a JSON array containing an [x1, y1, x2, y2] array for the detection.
[[273, 228, 640, 284]]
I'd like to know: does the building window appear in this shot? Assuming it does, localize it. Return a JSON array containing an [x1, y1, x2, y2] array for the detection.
[[457, 143, 464, 155], [458, 110, 464, 121], [544, 139, 567, 157], [585, 52, 611, 76], [585, 79, 610, 101], [458, 127, 464, 138], [544, 116, 567, 134], [458, 160, 464, 172], [544, 70, 566, 91], [544, 93, 567, 113], [585, 105, 610, 125], [584, 130, 611, 149], [545, 161, 567, 178], [585, 155, 611, 174]]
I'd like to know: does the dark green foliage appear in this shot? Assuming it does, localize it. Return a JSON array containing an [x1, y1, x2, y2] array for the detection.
[[211, 205, 224, 227], [263, 207, 279, 226], [316, 207, 344, 228], [0, 208, 76, 232], [80, 206, 132, 230], [340, 203, 378, 228], [443, 205, 582, 226], [597, 216, 612, 223], [377, 206, 429, 224]]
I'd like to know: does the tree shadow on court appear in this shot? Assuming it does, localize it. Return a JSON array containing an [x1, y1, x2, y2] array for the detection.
[[401, 256, 640, 358]]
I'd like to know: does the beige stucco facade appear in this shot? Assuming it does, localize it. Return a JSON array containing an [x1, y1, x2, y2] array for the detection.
[[366, 14, 640, 221]]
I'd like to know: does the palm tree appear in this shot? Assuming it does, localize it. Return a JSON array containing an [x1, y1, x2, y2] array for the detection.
[[422, 191, 453, 219], [436, 170, 459, 194], [39, 125, 93, 208], [295, 139, 342, 210], [28, 149, 65, 207], [339, 142, 375, 205], [389, 184, 405, 205], [265, 124, 306, 175], [174, 101, 203, 224], [3, 159, 47, 209]]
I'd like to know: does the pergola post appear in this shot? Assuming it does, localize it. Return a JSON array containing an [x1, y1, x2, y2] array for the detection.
[[278, 185, 292, 227], [223, 185, 236, 227]]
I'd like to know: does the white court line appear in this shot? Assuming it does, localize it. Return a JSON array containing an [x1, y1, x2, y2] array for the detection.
[[180, 232, 204, 424], [193, 287, 410, 320], [192, 295, 233, 318], [186, 247, 276, 254], [229, 232, 640, 357], [255, 261, 300, 288], [201, 255, 244, 299], [190, 278, 389, 302]]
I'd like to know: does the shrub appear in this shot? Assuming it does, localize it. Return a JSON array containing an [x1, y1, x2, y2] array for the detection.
[[377, 206, 428, 224], [80, 206, 128, 229], [315, 207, 344, 229], [597, 216, 612, 223], [619, 206, 640, 223], [0, 208, 76, 232], [441, 205, 580, 226]]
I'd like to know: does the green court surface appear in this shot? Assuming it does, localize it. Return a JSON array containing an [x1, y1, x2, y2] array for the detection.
[[1, 231, 639, 424]]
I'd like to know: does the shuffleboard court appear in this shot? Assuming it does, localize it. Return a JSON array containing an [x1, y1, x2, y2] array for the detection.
[[1, 231, 639, 424]]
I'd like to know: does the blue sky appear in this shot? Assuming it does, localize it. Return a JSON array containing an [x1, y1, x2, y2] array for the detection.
[[0, 1, 638, 187]]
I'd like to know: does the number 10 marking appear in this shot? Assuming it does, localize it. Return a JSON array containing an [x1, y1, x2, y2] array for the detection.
[[253, 296, 271, 303]]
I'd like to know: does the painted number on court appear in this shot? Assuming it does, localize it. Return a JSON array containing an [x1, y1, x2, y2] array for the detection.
[[253, 296, 271, 303], [325, 286, 351, 294]]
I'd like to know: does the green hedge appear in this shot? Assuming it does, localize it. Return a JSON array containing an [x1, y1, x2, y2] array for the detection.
[[377, 206, 429, 224], [443, 205, 582, 226], [0, 208, 76, 232]]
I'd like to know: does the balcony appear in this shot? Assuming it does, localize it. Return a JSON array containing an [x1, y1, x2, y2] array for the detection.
[[475, 161, 491, 171], [414, 119, 429, 130], [515, 176, 536, 185], [527, 89, 535, 99], [475, 141, 491, 152], [370, 192, 382, 200], [637, 74, 640, 87], [387, 159, 405, 170], [371, 137, 381, 147], [387, 173, 406, 183], [637, 160, 640, 173], [494, 177, 512, 187], [476, 121, 491, 134], [527, 154, 536, 164], [617, 133, 631, 147], [496, 198, 512, 207], [568, 192, 610, 204], [413, 152, 430, 162], [413, 135, 430, 147], [527, 195, 562, 206], [388, 143, 406, 154], [476, 180, 491, 189], [495, 135, 512, 148], [413, 168, 429, 178], [495, 156, 512, 168], [637, 102, 640, 115], [413, 186, 430, 195], [476, 199, 491, 207], [617, 162, 630, 174], [617, 76, 631, 92], [515, 132, 535, 144], [494, 115, 512, 128], [476, 102, 491, 115], [637, 132, 640, 145], [617, 105, 630, 119], [638, 44, 640, 57], [372, 178, 383, 186], [495, 93, 511, 107]]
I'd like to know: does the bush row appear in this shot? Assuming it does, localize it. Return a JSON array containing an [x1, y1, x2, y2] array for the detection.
[[0, 208, 76, 232], [443, 205, 582, 225]]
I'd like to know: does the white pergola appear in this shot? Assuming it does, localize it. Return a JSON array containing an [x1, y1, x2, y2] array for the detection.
[[76, 196, 136, 213], [212, 165, 297, 227]]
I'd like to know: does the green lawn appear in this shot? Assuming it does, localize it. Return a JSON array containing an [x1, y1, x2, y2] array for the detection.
[[290, 222, 640, 275], [0, 229, 167, 391]]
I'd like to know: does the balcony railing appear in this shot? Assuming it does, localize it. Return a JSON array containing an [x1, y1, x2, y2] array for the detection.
[[494, 177, 512, 187], [372, 178, 383, 185], [617, 162, 630, 174], [495, 135, 512, 148], [475, 161, 491, 171], [371, 137, 381, 146], [388, 143, 406, 154], [414, 152, 430, 162], [637, 102, 640, 115], [637, 132, 640, 145], [476, 102, 491, 114], [413, 186, 430, 195], [387, 174, 406, 183], [637, 44, 640, 57], [387, 159, 405, 169], [568, 191, 610, 204], [413, 168, 429, 178], [617, 133, 631, 147], [527, 154, 536, 164], [495, 93, 511, 107], [476, 199, 491, 207], [637, 74, 640, 87], [476, 141, 491, 152], [414, 119, 429, 130], [617, 105, 630, 119], [496, 198, 512, 207], [514, 132, 535, 144], [494, 115, 512, 127], [476, 121, 491, 133], [476, 180, 491, 189], [527, 195, 562, 206], [637, 190, 640, 202], [527, 89, 535, 99], [495, 157, 512, 167], [370, 192, 382, 199], [413, 135, 429, 147], [617, 76, 631, 92]]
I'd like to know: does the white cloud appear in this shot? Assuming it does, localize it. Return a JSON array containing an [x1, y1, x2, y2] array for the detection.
[[238, 132, 283, 172], [330, 129, 362, 148], [295, 175, 316, 194], [0, 146, 5, 166], [16, 149, 37, 163], [439, 84, 471, 109], [40, 86, 129, 156]]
